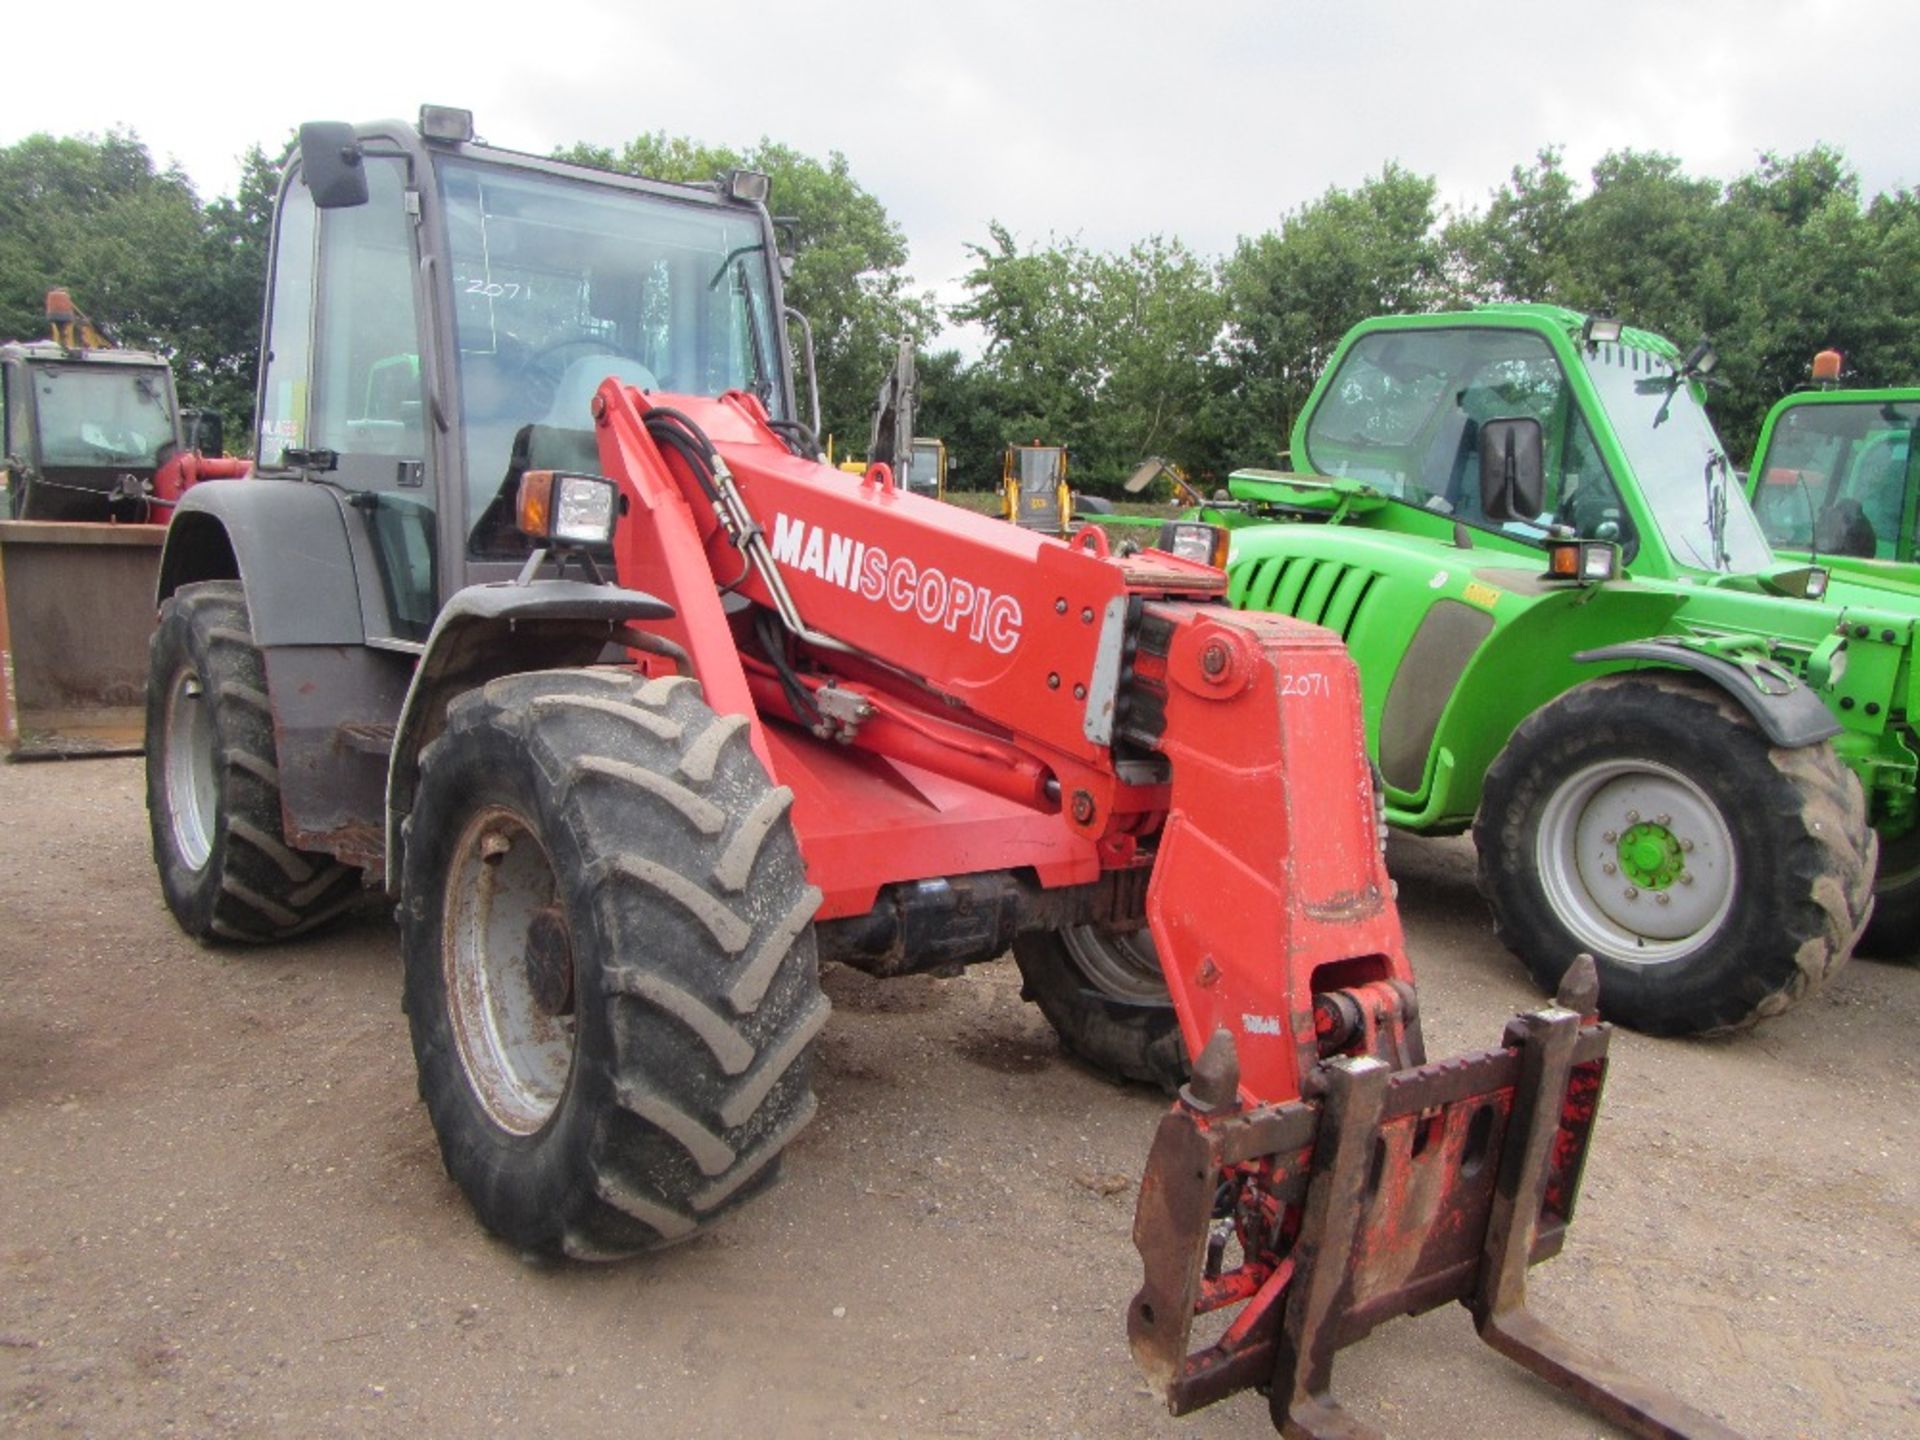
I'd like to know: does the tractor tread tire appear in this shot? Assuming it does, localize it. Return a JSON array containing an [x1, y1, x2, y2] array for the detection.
[[401, 668, 826, 1260], [146, 581, 359, 943], [1012, 932, 1187, 1093], [1473, 671, 1872, 1036]]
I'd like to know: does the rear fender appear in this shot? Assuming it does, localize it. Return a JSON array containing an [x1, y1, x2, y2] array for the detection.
[[1575, 639, 1840, 747], [382, 579, 674, 892]]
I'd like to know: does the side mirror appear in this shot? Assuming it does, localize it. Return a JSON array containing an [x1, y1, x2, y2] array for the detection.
[[1479, 417, 1546, 522], [298, 122, 369, 210], [181, 408, 225, 458]]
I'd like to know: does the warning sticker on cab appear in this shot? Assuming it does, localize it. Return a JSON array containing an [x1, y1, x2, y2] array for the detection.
[[1463, 581, 1502, 611]]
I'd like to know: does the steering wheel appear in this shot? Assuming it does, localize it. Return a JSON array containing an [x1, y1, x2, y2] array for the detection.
[[518, 338, 649, 414]]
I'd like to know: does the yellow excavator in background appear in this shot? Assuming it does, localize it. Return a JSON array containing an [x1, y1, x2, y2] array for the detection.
[[832, 338, 947, 498], [1000, 441, 1072, 532]]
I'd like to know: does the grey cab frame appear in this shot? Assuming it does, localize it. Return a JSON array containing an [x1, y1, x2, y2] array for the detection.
[[244, 117, 801, 641], [159, 116, 801, 875]]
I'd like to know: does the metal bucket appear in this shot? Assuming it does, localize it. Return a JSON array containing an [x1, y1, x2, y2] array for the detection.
[[0, 520, 164, 760]]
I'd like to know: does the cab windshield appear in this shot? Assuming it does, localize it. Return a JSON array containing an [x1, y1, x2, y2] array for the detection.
[[1750, 400, 1919, 560], [436, 159, 784, 556], [33, 365, 176, 467], [1300, 327, 1638, 558], [1579, 342, 1772, 573]]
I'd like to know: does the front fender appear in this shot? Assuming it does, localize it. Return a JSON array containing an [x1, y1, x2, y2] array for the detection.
[[1575, 639, 1839, 748], [383, 579, 675, 892], [158, 480, 365, 645]]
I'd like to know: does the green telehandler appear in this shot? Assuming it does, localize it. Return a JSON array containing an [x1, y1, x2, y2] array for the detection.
[[1744, 351, 1919, 586], [1174, 305, 1914, 1037]]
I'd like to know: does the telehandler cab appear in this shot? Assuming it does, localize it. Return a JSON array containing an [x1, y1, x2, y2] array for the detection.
[[144, 111, 1733, 1438], [1746, 351, 1919, 581]]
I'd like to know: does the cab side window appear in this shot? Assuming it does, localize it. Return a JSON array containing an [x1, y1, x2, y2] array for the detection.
[[256, 185, 317, 467], [310, 160, 427, 467]]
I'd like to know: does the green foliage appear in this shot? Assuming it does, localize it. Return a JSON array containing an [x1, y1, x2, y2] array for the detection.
[[177, 142, 282, 438], [4, 121, 1915, 485], [1444, 149, 1575, 305], [556, 133, 934, 448], [1220, 165, 1447, 466], [0, 130, 277, 446], [951, 224, 1226, 492], [0, 130, 204, 350], [913, 348, 1014, 491], [1446, 143, 1920, 458]]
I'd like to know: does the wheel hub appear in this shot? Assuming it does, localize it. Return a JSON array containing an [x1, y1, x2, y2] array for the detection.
[[1060, 925, 1169, 1003], [524, 905, 575, 1017], [1536, 759, 1736, 962], [443, 808, 576, 1135], [164, 668, 218, 870], [1617, 821, 1685, 890]]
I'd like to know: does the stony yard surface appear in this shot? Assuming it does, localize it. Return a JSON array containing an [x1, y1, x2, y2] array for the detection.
[[2, 757, 1914, 1438]]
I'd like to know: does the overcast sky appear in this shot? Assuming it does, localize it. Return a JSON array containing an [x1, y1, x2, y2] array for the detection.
[[6, 0, 1915, 350]]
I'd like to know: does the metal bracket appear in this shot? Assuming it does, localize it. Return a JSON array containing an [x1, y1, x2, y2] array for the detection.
[[1082, 595, 1129, 746]]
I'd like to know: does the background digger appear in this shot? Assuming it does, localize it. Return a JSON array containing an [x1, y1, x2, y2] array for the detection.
[[142, 109, 1733, 1437], [833, 338, 947, 498]]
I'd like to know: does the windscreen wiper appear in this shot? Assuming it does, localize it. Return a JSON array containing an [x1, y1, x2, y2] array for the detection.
[[735, 260, 774, 410]]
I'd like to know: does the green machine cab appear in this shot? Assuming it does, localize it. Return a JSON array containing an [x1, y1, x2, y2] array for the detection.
[[1219, 305, 1913, 1035], [1746, 373, 1920, 586]]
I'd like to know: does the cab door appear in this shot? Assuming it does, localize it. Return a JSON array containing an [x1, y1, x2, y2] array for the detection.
[[257, 153, 437, 642]]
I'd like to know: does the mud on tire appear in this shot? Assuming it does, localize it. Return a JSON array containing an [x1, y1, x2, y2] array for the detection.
[[400, 669, 828, 1259], [1473, 671, 1874, 1036], [145, 580, 359, 941], [1013, 928, 1187, 1093]]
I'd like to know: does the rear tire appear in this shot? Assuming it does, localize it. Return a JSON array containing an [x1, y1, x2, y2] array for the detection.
[[401, 669, 828, 1259], [145, 581, 359, 941], [1013, 927, 1186, 1092], [1474, 672, 1873, 1036]]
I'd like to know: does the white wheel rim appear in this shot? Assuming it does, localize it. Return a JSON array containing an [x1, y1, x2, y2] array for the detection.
[[1535, 758, 1736, 966], [1060, 925, 1169, 1003], [164, 668, 217, 870], [443, 806, 575, 1134]]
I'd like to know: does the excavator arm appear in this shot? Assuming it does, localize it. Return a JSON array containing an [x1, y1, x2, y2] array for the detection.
[[565, 382, 1736, 1438]]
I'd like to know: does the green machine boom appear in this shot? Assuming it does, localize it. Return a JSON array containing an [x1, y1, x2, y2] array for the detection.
[[1217, 305, 1914, 1036]]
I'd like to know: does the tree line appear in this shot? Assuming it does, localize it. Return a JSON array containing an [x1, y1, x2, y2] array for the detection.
[[4, 129, 1914, 493]]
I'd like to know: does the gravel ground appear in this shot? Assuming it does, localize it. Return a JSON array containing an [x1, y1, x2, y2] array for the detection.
[[1, 756, 1915, 1439]]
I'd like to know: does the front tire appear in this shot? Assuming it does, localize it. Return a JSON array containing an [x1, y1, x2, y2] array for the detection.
[[1858, 827, 1920, 959], [1012, 927, 1186, 1092], [401, 669, 828, 1259], [1474, 672, 1873, 1036], [145, 581, 359, 941]]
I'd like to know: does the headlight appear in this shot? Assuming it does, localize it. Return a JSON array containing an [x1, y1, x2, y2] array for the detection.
[[1157, 521, 1230, 570], [517, 471, 618, 545], [1545, 538, 1619, 583]]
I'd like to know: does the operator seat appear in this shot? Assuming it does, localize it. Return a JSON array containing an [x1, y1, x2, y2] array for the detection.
[[1814, 499, 1877, 558], [1423, 409, 1477, 513], [539, 355, 660, 430], [468, 423, 603, 559]]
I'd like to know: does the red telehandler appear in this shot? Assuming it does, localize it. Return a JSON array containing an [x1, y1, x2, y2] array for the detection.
[[144, 112, 1737, 1438]]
